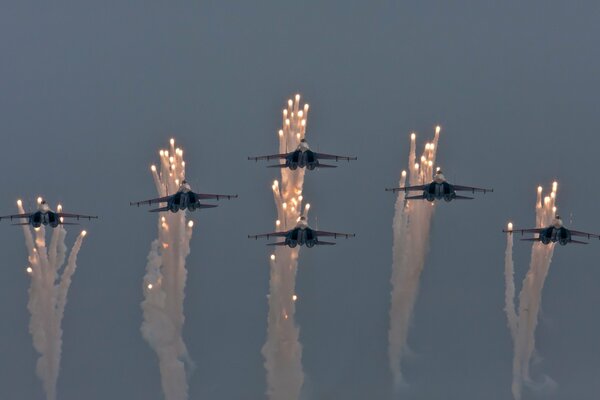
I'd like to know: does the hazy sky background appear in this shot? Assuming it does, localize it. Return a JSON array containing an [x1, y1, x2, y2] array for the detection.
[[1, 2, 600, 399]]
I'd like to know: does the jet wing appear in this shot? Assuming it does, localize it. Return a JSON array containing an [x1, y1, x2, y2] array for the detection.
[[195, 193, 238, 200], [452, 185, 493, 194], [130, 195, 173, 207], [385, 185, 428, 193], [314, 153, 357, 162], [0, 213, 32, 221], [248, 232, 289, 240], [56, 213, 98, 220], [248, 153, 290, 161], [502, 228, 544, 235], [313, 230, 355, 239], [569, 230, 600, 240]]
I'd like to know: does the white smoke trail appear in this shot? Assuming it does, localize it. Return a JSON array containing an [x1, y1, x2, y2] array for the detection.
[[262, 94, 309, 400], [18, 199, 87, 400], [388, 127, 441, 388], [141, 139, 195, 400], [504, 183, 559, 400]]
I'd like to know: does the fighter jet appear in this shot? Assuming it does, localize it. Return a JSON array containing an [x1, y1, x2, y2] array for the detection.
[[248, 216, 355, 247], [130, 180, 237, 212], [0, 198, 98, 228], [248, 139, 356, 170], [503, 215, 600, 245], [385, 170, 493, 201]]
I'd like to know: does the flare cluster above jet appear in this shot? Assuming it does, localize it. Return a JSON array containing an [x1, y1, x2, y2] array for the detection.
[[385, 169, 493, 202], [248, 139, 356, 170]]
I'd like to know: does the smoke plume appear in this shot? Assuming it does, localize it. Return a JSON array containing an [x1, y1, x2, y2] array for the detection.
[[19, 199, 87, 400], [388, 127, 440, 388], [262, 95, 309, 400], [504, 183, 559, 399], [141, 139, 195, 400]]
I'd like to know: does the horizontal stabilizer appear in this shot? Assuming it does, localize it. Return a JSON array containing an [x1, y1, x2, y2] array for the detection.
[[317, 164, 337, 168], [520, 238, 539, 242], [570, 239, 589, 245], [266, 242, 288, 246], [198, 204, 218, 209], [11, 222, 30, 226], [453, 195, 474, 200], [267, 164, 288, 168], [405, 194, 425, 200], [59, 222, 80, 225], [149, 206, 170, 213], [316, 241, 336, 245]]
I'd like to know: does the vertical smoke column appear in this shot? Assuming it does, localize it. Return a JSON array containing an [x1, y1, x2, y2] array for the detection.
[[19, 198, 87, 400], [388, 127, 441, 388], [262, 94, 309, 400], [505, 183, 558, 400], [141, 139, 194, 400]]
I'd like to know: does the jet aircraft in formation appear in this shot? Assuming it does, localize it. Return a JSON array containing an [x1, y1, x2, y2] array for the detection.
[[249, 139, 356, 170], [385, 169, 493, 201], [0, 198, 97, 228], [503, 215, 600, 245], [249, 216, 355, 248], [130, 180, 237, 212]]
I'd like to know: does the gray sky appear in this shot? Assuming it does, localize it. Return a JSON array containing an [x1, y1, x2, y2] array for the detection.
[[1, 1, 600, 399]]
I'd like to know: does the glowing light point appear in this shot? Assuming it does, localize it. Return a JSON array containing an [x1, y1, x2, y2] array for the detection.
[[552, 206, 557, 213], [414, 163, 420, 170], [401, 170, 407, 177], [81, 230, 87, 237], [295, 94, 300, 101], [435, 125, 441, 134], [161, 216, 166, 223], [292, 295, 298, 301], [26, 266, 33, 274], [151, 165, 157, 172], [170, 138, 175, 146], [17, 199, 22, 207], [278, 130, 284, 137], [270, 254, 276, 261], [187, 221, 194, 228], [276, 220, 281, 226], [37, 197, 43, 204], [305, 203, 310, 211], [552, 181, 558, 191], [544, 196, 550, 204], [147, 283, 153, 290], [508, 222, 513, 230], [411, 133, 416, 140], [282, 203, 287, 209], [34, 227, 40, 232], [159, 150, 165, 157], [538, 186, 543, 193], [288, 99, 293, 107], [428, 161, 433, 167]]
